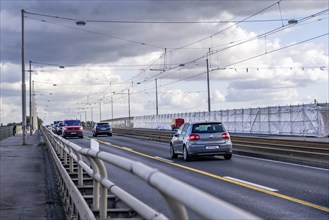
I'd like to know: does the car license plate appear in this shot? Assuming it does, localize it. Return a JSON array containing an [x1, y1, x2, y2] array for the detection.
[[206, 146, 219, 150], [101, 128, 107, 131], [71, 132, 76, 135]]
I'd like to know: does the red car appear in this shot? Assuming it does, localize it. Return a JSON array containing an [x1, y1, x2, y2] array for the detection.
[[171, 118, 185, 131], [62, 119, 83, 139]]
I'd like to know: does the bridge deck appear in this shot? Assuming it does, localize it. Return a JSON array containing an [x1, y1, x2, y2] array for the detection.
[[0, 132, 65, 220]]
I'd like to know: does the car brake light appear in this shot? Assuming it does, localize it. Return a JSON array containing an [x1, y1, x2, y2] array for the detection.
[[189, 134, 200, 140], [222, 132, 230, 139]]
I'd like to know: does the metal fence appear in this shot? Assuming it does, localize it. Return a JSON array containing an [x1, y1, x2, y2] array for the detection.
[[132, 104, 329, 137], [41, 126, 258, 219], [0, 125, 22, 141]]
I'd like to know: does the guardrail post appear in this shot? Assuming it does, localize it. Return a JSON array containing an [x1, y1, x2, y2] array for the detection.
[[75, 152, 84, 187], [63, 147, 68, 166], [68, 148, 74, 174], [162, 194, 188, 219], [89, 157, 100, 210], [94, 158, 108, 219]]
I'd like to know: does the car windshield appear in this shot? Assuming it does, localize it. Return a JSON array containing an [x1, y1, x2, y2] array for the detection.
[[97, 123, 109, 128], [192, 123, 224, 133], [65, 120, 81, 126]]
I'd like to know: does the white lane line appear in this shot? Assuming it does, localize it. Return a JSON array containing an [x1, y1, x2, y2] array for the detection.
[[122, 147, 133, 151], [154, 156, 174, 163], [235, 154, 329, 171], [224, 176, 278, 192]]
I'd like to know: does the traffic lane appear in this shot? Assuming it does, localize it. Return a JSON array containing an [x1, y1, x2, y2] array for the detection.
[[83, 133, 329, 209], [71, 136, 261, 219], [71, 135, 327, 219]]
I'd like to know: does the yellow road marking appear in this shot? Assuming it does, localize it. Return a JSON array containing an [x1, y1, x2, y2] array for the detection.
[[88, 137, 329, 213]]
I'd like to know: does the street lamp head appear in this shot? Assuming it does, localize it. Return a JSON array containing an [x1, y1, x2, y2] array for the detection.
[[288, 19, 298, 24], [76, 20, 86, 26]]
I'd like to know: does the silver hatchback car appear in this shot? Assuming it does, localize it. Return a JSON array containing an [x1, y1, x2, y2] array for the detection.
[[170, 122, 232, 161]]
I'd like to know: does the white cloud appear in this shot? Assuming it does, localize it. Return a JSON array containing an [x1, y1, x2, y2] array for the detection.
[[0, 1, 328, 124]]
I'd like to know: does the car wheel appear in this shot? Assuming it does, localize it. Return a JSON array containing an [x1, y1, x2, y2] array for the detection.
[[109, 133, 112, 136], [94, 133, 97, 137], [224, 153, 232, 160], [170, 144, 178, 159], [79, 136, 83, 139], [92, 133, 95, 137], [183, 146, 190, 161]]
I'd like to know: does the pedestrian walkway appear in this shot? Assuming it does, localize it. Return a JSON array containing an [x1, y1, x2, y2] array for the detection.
[[0, 132, 48, 220]]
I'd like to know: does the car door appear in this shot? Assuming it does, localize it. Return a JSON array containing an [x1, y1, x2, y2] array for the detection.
[[175, 123, 190, 153]]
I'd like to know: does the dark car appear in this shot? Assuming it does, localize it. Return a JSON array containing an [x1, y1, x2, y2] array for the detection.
[[93, 122, 112, 137], [170, 122, 232, 161], [52, 120, 62, 133], [56, 121, 63, 135], [62, 119, 83, 139]]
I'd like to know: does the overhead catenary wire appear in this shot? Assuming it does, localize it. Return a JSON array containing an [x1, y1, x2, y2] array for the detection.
[[25, 4, 328, 119]]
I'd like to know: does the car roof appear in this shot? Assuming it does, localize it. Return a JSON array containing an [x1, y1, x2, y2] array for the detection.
[[191, 122, 223, 125]]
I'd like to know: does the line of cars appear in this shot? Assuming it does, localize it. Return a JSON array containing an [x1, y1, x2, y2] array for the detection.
[[51, 119, 232, 162], [51, 120, 112, 139], [52, 120, 84, 138]]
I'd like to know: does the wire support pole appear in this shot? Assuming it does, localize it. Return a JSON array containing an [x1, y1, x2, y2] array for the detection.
[[29, 60, 32, 135], [21, 9, 27, 145], [155, 79, 159, 116], [206, 59, 211, 112]]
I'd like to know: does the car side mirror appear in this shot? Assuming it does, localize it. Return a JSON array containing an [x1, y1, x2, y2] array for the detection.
[[172, 133, 179, 137]]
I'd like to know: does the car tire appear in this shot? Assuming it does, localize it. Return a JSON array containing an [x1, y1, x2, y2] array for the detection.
[[94, 133, 97, 137], [183, 146, 190, 161], [224, 153, 232, 160], [92, 133, 95, 137], [109, 133, 112, 136], [79, 136, 83, 139], [170, 144, 178, 159]]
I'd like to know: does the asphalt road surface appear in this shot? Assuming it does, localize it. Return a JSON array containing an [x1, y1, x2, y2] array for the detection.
[[68, 131, 329, 219]]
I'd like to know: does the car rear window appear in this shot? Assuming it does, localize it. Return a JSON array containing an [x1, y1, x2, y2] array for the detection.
[[97, 123, 110, 127], [64, 120, 81, 126], [192, 123, 224, 133]]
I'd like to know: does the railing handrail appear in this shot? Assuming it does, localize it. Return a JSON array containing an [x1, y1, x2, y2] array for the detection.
[[42, 126, 258, 219]]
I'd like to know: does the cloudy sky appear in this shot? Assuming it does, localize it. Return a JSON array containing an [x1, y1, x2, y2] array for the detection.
[[1, 0, 328, 125]]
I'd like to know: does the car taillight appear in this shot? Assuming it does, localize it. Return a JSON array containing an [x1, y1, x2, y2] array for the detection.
[[222, 132, 230, 139], [189, 134, 200, 141]]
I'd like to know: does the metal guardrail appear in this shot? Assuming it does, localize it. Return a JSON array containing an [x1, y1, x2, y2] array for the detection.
[[41, 126, 258, 220], [112, 128, 329, 168]]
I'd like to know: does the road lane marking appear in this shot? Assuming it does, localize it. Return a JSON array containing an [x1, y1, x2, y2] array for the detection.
[[224, 176, 278, 192], [88, 137, 329, 213], [154, 156, 174, 163], [235, 155, 329, 171]]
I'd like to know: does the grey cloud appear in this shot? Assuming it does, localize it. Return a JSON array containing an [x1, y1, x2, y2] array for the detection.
[[2, 0, 327, 67]]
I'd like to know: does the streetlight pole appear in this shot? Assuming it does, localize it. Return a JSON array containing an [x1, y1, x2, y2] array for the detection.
[[29, 60, 32, 135], [32, 80, 35, 132], [99, 100, 102, 122], [21, 9, 27, 145], [155, 79, 159, 115], [91, 106, 93, 125], [111, 96, 114, 120], [128, 89, 131, 118], [206, 59, 211, 112]]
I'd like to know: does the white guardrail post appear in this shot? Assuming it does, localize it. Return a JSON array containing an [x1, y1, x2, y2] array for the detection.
[[41, 126, 259, 220]]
